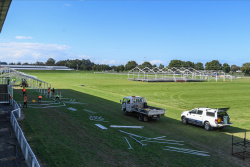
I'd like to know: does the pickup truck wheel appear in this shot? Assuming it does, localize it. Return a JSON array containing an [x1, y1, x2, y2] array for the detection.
[[204, 122, 211, 131], [143, 115, 148, 122], [124, 110, 128, 115], [138, 114, 143, 121], [182, 116, 187, 124]]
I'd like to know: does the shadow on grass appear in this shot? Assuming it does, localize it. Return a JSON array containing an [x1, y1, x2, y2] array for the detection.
[[13, 88, 250, 167]]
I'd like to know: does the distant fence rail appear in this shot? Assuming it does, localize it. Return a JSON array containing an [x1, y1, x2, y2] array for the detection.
[[11, 100, 40, 167]]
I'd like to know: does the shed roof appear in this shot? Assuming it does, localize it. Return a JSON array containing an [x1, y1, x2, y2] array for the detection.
[[0, 0, 12, 33]]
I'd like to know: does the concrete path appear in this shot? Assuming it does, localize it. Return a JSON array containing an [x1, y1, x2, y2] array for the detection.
[[0, 104, 27, 167]]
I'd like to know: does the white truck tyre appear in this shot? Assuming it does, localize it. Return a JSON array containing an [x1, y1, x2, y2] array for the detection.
[[143, 115, 148, 122], [182, 116, 187, 124], [138, 114, 143, 121], [204, 122, 212, 131], [124, 110, 128, 115]]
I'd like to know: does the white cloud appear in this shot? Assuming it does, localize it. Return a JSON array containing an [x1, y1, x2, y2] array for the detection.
[[15, 36, 33, 40], [99, 60, 117, 65], [78, 55, 91, 59], [150, 60, 163, 65], [0, 42, 71, 63]]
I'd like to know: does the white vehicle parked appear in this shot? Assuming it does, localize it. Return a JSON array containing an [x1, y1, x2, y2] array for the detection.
[[121, 96, 165, 121], [181, 107, 232, 131]]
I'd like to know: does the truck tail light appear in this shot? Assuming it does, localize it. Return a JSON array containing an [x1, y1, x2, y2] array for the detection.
[[215, 119, 218, 124], [161, 114, 165, 116]]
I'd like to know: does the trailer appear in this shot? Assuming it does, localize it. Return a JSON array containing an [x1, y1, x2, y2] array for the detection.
[[121, 96, 165, 121]]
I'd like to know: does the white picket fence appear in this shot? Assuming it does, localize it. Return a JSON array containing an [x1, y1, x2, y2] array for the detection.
[[10, 100, 40, 167]]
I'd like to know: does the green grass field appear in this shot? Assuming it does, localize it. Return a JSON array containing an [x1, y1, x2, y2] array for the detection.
[[13, 71, 250, 167]]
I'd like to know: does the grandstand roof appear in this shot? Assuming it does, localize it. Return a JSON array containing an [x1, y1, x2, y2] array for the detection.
[[1, 65, 74, 70], [0, 0, 12, 33]]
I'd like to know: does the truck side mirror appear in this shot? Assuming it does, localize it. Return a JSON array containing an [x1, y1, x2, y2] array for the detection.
[[120, 100, 121, 103]]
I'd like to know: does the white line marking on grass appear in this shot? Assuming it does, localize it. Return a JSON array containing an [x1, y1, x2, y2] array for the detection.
[[165, 146, 209, 154], [67, 107, 78, 111], [95, 124, 107, 130], [28, 103, 66, 108], [84, 109, 96, 114], [110, 125, 143, 129], [62, 101, 86, 104], [145, 140, 184, 145], [124, 137, 133, 149], [163, 147, 210, 157], [119, 130, 147, 139], [130, 136, 147, 146], [89, 115, 108, 122]]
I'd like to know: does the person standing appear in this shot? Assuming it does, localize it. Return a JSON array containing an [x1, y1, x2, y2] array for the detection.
[[23, 95, 28, 108], [22, 87, 26, 97], [55, 94, 60, 103], [48, 87, 51, 98], [38, 95, 42, 103], [52, 88, 55, 97]]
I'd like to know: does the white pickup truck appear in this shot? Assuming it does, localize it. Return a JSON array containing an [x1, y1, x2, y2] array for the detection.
[[181, 107, 232, 131], [121, 96, 165, 121]]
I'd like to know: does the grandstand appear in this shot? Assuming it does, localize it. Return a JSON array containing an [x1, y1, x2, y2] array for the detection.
[[0, 65, 73, 70]]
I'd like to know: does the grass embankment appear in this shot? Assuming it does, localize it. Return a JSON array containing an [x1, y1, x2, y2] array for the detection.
[[14, 71, 250, 167]]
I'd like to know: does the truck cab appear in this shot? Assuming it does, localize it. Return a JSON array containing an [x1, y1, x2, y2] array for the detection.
[[122, 96, 146, 113], [122, 96, 165, 121]]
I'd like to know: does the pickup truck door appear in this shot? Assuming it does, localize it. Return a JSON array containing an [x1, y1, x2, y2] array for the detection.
[[188, 110, 203, 126], [194, 110, 203, 126], [186, 109, 197, 124], [122, 98, 126, 110], [126, 99, 131, 112]]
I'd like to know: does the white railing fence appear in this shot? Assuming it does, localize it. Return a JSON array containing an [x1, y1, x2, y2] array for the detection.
[[11, 100, 40, 167]]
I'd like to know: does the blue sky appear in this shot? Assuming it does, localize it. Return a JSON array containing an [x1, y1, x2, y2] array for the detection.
[[1, 0, 250, 67]]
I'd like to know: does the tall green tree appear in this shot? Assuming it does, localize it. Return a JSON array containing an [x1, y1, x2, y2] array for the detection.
[[222, 63, 230, 73], [118, 65, 125, 72], [56, 60, 67, 66], [125, 61, 138, 71], [231, 65, 240, 73], [241, 63, 250, 75], [141, 61, 152, 69], [46, 58, 56, 66], [185, 61, 195, 68], [205, 60, 222, 70], [194, 62, 204, 70], [159, 64, 164, 69], [168, 60, 184, 68]]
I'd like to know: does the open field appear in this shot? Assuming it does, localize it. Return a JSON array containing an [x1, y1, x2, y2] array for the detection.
[[13, 71, 250, 167]]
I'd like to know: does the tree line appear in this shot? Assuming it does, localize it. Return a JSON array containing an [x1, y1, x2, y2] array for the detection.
[[8, 58, 250, 75]]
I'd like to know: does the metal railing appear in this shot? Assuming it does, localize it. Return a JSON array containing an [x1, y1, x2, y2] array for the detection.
[[0, 77, 9, 84], [10, 100, 40, 167]]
